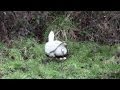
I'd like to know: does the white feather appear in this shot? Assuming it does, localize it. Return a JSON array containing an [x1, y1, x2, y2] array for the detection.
[[48, 31, 54, 42], [54, 44, 67, 56], [45, 31, 67, 58]]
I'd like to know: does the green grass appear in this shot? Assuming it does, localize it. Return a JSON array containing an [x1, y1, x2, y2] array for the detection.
[[0, 38, 120, 79]]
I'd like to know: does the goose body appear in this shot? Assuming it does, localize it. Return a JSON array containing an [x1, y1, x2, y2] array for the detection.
[[45, 31, 68, 59]]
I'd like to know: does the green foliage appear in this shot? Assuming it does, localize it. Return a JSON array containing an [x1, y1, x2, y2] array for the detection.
[[1, 11, 120, 79], [1, 11, 120, 44], [0, 39, 120, 79], [45, 15, 76, 41]]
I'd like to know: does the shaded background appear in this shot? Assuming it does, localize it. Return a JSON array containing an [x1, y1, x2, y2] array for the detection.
[[0, 11, 120, 46]]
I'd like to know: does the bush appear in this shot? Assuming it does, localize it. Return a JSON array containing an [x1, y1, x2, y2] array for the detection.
[[1, 11, 120, 45], [70, 11, 120, 44]]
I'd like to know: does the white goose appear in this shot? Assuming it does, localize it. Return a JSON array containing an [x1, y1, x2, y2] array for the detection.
[[45, 31, 68, 60]]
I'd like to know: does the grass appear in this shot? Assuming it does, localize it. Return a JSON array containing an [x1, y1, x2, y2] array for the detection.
[[0, 38, 120, 79]]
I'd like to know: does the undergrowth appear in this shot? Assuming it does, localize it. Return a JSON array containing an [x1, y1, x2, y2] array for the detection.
[[0, 38, 120, 79]]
